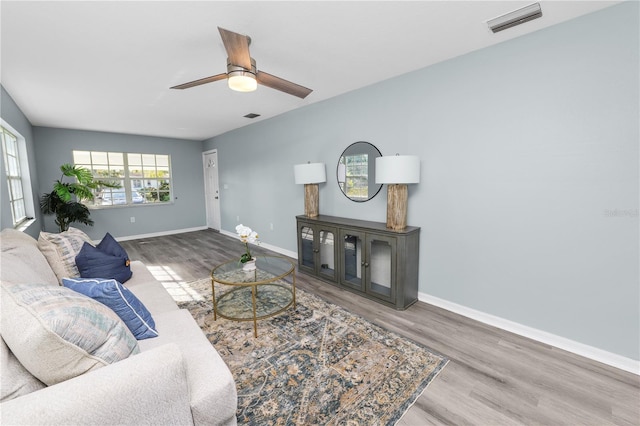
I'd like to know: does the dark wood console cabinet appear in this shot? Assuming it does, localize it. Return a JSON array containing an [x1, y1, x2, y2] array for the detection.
[[296, 215, 420, 310]]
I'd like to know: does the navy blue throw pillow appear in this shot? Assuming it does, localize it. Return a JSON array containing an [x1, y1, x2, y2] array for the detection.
[[75, 234, 132, 283], [97, 232, 130, 261]]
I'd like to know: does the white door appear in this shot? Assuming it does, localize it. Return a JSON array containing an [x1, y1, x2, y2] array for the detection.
[[203, 150, 221, 231]]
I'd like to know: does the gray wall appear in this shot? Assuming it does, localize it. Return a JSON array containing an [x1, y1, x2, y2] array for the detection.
[[0, 86, 42, 238], [33, 127, 206, 240], [204, 3, 639, 360]]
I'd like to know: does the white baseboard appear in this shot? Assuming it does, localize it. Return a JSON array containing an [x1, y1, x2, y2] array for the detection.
[[114, 226, 638, 375], [114, 226, 209, 242], [219, 229, 298, 259], [420, 292, 640, 376]]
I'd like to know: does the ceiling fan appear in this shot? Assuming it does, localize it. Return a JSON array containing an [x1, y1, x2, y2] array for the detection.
[[170, 27, 313, 99]]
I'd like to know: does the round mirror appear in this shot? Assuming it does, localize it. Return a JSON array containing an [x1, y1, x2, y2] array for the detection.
[[337, 141, 383, 202]]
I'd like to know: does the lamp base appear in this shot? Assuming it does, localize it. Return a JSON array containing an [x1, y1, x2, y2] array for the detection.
[[304, 183, 319, 218], [386, 184, 408, 230]]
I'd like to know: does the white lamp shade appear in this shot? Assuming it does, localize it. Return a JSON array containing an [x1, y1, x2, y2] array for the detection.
[[375, 155, 420, 184], [294, 163, 326, 184], [228, 72, 257, 92]]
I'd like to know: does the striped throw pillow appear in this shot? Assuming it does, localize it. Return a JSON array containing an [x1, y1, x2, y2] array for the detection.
[[38, 227, 93, 282]]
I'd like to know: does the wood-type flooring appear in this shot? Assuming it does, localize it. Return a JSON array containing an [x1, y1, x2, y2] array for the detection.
[[121, 229, 640, 425]]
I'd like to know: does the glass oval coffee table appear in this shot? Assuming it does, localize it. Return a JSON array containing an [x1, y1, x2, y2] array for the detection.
[[211, 256, 296, 337]]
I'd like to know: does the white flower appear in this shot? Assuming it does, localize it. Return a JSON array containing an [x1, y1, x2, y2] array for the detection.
[[236, 224, 260, 245], [236, 224, 260, 263], [247, 231, 259, 244]]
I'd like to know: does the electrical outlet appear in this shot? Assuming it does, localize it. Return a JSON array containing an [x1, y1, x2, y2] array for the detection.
[[236, 216, 240, 222], [130, 217, 135, 223], [270, 223, 274, 231]]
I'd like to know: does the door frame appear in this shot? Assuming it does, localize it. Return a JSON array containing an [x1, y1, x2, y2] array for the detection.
[[202, 149, 221, 231]]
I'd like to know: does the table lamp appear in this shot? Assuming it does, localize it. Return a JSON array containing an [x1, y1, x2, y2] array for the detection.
[[294, 162, 326, 218], [375, 155, 420, 230]]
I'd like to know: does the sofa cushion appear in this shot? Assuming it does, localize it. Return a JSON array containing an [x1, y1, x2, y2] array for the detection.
[[0, 282, 139, 386], [0, 344, 194, 426], [0, 229, 58, 286], [139, 309, 238, 425], [62, 278, 158, 340], [38, 227, 93, 282], [75, 238, 132, 283], [126, 261, 181, 315], [0, 336, 46, 402]]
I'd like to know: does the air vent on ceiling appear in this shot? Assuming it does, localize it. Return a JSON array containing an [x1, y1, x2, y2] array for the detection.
[[244, 113, 260, 119], [487, 2, 542, 33]]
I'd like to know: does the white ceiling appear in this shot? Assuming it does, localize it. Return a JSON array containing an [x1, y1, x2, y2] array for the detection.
[[1, 1, 621, 141]]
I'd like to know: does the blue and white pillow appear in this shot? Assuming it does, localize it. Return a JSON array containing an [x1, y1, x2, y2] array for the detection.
[[62, 278, 158, 340]]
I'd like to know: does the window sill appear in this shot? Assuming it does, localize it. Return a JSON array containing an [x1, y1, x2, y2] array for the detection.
[[15, 218, 36, 232], [88, 201, 175, 210]]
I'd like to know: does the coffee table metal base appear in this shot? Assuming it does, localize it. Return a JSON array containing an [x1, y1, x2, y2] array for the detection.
[[211, 257, 296, 337], [212, 283, 295, 337]]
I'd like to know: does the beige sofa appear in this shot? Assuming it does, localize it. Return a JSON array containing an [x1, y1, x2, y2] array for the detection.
[[0, 228, 238, 425]]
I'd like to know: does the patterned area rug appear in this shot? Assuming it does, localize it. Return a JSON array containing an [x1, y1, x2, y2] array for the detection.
[[168, 278, 448, 425]]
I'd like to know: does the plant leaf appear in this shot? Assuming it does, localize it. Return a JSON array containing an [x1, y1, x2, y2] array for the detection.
[[68, 183, 94, 201], [40, 191, 64, 214], [61, 164, 93, 185], [53, 182, 72, 202], [57, 201, 94, 227]]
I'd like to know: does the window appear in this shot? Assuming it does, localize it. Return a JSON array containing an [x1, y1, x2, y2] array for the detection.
[[73, 150, 172, 207], [2, 126, 27, 226]]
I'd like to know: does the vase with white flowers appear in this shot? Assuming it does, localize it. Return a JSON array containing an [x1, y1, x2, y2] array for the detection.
[[236, 224, 260, 271]]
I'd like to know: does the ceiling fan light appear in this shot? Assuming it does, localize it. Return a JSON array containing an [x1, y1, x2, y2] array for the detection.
[[228, 71, 257, 92]]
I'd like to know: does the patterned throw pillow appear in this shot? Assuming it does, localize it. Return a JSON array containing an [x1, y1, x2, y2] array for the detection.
[[0, 282, 139, 386], [62, 278, 158, 340], [38, 227, 93, 282]]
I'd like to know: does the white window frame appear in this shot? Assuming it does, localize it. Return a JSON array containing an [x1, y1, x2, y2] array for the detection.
[[1, 123, 34, 228], [72, 150, 172, 208]]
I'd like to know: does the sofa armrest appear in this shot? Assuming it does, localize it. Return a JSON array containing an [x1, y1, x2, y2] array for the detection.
[[1, 344, 193, 426]]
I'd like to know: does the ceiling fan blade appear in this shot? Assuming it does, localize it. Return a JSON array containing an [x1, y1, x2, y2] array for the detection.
[[256, 71, 312, 99], [218, 27, 252, 70], [170, 73, 227, 90]]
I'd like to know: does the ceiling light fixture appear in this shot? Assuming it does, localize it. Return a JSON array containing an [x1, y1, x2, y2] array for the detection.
[[227, 58, 257, 92], [228, 71, 257, 92], [487, 2, 542, 33]]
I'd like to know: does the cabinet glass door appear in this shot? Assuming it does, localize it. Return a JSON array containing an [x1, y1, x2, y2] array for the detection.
[[299, 225, 315, 269], [341, 231, 364, 291], [318, 229, 336, 280], [367, 236, 395, 302]]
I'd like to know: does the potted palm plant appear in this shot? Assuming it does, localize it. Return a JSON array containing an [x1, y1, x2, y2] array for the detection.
[[40, 164, 120, 232]]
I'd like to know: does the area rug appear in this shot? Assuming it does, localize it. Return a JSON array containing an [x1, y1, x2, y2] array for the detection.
[[168, 277, 448, 425]]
